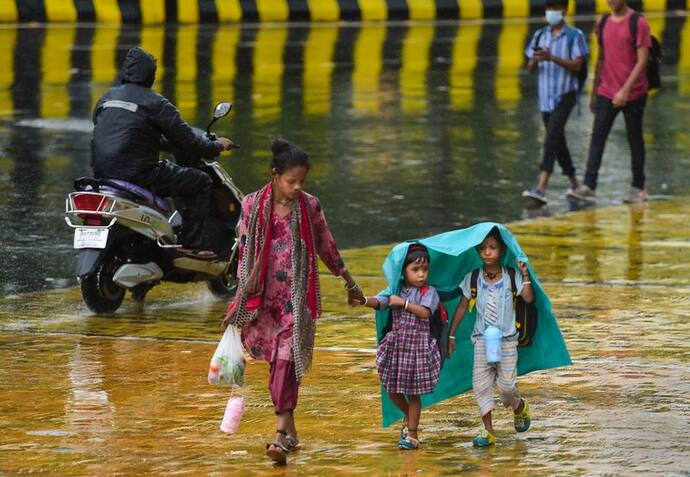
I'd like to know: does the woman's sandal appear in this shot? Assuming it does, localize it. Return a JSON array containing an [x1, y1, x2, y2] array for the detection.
[[266, 430, 290, 464], [286, 435, 301, 452]]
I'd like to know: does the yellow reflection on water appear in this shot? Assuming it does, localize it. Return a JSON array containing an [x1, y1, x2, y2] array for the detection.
[[0, 28, 16, 116], [41, 26, 75, 119], [1, 198, 690, 474]]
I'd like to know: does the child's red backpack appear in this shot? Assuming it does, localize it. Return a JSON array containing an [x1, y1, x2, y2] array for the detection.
[[469, 268, 538, 347]]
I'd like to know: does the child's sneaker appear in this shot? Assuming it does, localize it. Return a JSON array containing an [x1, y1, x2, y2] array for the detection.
[[514, 399, 531, 432], [567, 184, 596, 202], [472, 429, 496, 447], [622, 187, 648, 204], [521, 188, 548, 206]]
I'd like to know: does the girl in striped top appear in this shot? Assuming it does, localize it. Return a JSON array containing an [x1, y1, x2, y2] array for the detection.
[[447, 227, 535, 447]]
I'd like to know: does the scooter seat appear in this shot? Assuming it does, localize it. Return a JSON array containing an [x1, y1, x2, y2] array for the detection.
[[101, 179, 171, 211]]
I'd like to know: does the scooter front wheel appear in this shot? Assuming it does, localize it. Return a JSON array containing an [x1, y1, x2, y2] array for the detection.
[[80, 257, 125, 313]]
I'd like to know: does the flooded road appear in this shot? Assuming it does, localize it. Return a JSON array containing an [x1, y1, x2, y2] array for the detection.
[[2, 14, 690, 294], [1, 198, 689, 475]]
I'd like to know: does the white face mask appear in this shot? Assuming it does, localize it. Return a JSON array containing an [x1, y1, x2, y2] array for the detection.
[[545, 10, 564, 26]]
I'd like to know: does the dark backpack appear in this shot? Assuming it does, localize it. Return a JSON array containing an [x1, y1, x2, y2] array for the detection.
[[598, 12, 662, 90], [380, 285, 451, 367], [469, 268, 538, 348], [534, 25, 588, 93]]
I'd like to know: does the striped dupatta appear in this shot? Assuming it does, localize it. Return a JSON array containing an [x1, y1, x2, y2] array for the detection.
[[225, 182, 320, 380]]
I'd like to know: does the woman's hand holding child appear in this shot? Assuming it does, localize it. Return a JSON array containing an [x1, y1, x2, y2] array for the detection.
[[343, 270, 365, 306]]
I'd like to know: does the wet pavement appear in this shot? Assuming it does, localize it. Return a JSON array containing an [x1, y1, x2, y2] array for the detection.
[[1, 198, 689, 475], [2, 14, 690, 295]]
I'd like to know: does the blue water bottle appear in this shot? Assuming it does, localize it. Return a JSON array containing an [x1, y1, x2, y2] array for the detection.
[[484, 326, 502, 363]]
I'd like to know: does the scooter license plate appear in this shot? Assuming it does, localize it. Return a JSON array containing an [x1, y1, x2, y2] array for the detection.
[[73, 228, 109, 249]]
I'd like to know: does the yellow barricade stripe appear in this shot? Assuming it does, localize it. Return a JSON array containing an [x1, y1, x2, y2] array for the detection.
[[359, 0, 388, 21], [0, 1, 18, 22], [141, 0, 165, 24], [178, 0, 200, 23], [9, 0, 681, 24], [407, 0, 436, 20], [460, 0, 483, 19], [503, 0, 530, 19], [303, 25, 338, 115], [216, 0, 243, 22], [306, 0, 340, 21], [594, 0, 609, 14], [256, 0, 289, 21], [94, 0, 122, 23], [44, 0, 77, 22], [643, 0, 667, 13]]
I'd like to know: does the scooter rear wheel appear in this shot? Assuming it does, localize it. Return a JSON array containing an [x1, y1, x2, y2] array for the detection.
[[80, 258, 125, 313]]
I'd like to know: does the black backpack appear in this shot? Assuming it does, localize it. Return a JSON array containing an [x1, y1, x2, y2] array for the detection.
[[598, 12, 662, 90], [469, 268, 538, 348], [534, 25, 588, 93]]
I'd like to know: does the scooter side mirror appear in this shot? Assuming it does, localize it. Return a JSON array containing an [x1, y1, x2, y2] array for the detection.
[[213, 102, 232, 119], [206, 102, 233, 136]]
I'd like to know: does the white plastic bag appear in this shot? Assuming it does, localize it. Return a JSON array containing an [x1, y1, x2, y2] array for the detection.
[[208, 325, 246, 387]]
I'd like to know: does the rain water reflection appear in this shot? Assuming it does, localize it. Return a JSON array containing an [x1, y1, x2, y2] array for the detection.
[[1, 199, 689, 475]]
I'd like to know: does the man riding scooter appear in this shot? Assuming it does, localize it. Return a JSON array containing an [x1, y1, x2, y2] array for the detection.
[[91, 46, 234, 259]]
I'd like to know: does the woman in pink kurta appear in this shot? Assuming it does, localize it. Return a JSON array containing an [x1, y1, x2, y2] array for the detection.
[[222, 139, 363, 464]]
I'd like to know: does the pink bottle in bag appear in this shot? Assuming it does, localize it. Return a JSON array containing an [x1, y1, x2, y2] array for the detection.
[[220, 396, 244, 434]]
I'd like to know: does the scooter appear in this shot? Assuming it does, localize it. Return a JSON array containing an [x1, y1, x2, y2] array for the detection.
[[65, 102, 242, 314]]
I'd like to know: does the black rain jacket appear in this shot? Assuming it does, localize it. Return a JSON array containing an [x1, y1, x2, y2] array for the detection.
[[91, 47, 222, 185]]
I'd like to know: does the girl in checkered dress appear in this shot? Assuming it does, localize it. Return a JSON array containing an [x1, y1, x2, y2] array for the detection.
[[356, 244, 442, 450]]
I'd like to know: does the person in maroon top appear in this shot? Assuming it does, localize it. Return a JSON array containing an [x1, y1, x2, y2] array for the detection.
[[568, 0, 652, 204]]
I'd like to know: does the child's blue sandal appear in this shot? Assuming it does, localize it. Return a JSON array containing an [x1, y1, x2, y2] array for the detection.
[[398, 435, 420, 450], [472, 429, 496, 447], [398, 428, 419, 450], [400, 423, 409, 440], [514, 399, 531, 433]]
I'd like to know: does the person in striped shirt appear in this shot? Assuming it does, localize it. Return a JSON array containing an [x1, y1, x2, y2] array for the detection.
[[447, 227, 534, 447], [522, 0, 588, 206]]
